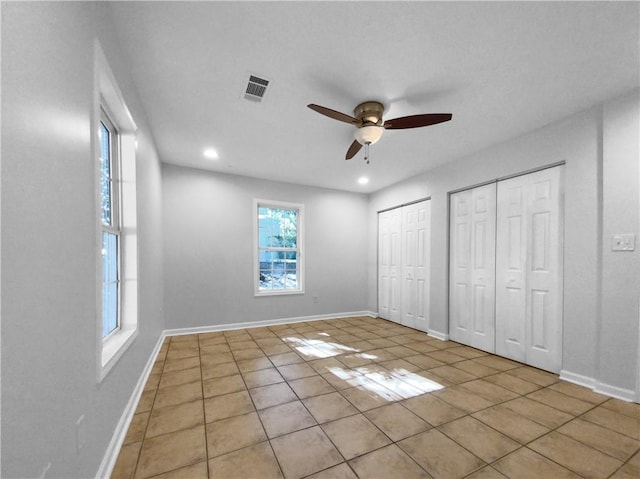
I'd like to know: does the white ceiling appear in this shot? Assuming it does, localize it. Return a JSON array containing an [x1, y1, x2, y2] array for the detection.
[[109, 1, 639, 193]]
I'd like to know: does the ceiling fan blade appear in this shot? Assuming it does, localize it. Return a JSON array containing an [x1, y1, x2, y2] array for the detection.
[[384, 113, 452, 130], [345, 140, 362, 160], [308, 104, 358, 125]]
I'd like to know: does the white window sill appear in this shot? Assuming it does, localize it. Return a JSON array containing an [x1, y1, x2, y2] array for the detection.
[[255, 289, 305, 297], [100, 326, 138, 381]]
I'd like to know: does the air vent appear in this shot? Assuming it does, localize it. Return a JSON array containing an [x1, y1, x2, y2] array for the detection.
[[244, 75, 270, 102]]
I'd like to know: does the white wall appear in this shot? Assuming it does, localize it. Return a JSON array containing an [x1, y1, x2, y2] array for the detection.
[[599, 90, 640, 398], [1, 3, 164, 477], [1, 6, 637, 479], [368, 89, 639, 399], [162, 165, 370, 329]]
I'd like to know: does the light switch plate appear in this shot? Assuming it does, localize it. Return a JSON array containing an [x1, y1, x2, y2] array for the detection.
[[612, 234, 635, 251]]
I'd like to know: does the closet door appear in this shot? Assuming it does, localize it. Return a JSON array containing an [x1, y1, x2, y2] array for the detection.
[[495, 166, 563, 372], [378, 208, 401, 323], [449, 184, 496, 352], [378, 211, 392, 320], [401, 200, 430, 332]]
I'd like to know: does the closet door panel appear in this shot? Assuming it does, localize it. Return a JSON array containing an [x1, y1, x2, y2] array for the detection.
[[449, 190, 472, 344], [378, 211, 391, 320], [449, 184, 496, 352], [401, 210, 417, 328], [496, 167, 563, 372], [379, 201, 430, 331], [402, 200, 430, 331], [416, 205, 430, 332], [496, 176, 528, 362], [469, 184, 497, 352], [389, 209, 402, 323], [526, 167, 563, 372]]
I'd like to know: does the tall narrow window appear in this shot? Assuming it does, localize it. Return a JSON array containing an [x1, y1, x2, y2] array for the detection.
[[95, 39, 138, 381], [99, 112, 120, 338], [254, 200, 304, 295]]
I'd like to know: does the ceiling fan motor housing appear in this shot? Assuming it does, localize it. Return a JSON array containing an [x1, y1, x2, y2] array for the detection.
[[354, 101, 384, 126]]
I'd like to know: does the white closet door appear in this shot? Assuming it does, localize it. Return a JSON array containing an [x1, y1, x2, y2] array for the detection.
[[401, 200, 430, 332], [449, 184, 497, 352], [495, 175, 528, 362], [449, 190, 473, 343], [378, 208, 402, 323], [389, 208, 402, 323], [525, 167, 563, 371], [378, 211, 392, 320], [496, 166, 563, 372]]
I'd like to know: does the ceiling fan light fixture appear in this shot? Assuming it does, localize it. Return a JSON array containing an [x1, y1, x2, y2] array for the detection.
[[354, 125, 384, 145]]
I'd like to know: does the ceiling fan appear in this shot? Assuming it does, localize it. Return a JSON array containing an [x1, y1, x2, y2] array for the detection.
[[307, 101, 452, 162]]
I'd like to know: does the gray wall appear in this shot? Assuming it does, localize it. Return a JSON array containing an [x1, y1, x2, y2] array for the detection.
[[2, 3, 164, 477], [368, 90, 639, 398], [600, 90, 640, 396], [162, 165, 370, 329], [1, 3, 638, 477]]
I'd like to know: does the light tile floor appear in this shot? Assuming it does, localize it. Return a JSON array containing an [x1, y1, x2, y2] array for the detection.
[[112, 316, 640, 479]]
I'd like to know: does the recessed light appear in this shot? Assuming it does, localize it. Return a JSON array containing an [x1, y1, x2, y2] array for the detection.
[[203, 148, 219, 159], [358, 176, 369, 185]]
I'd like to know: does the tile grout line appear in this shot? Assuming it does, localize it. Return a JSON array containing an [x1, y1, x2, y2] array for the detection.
[[281, 322, 452, 478], [259, 325, 354, 478], [233, 328, 287, 479], [144, 336, 209, 478], [266, 319, 408, 478], [197, 332, 210, 479], [474, 391, 632, 478], [131, 336, 170, 479], [116, 317, 638, 479]]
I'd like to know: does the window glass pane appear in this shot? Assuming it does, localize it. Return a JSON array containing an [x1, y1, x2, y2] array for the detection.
[[102, 232, 118, 283], [99, 121, 112, 226], [258, 207, 297, 248], [258, 250, 298, 291], [278, 209, 297, 248], [285, 274, 298, 289], [284, 251, 298, 288], [259, 269, 273, 290], [102, 282, 118, 337], [102, 231, 118, 337]]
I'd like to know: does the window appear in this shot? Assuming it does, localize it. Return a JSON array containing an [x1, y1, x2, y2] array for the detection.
[[95, 40, 138, 381], [254, 200, 304, 295], [100, 112, 120, 338]]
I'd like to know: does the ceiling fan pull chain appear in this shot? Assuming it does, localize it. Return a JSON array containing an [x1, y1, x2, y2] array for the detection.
[[364, 142, 370, 164]]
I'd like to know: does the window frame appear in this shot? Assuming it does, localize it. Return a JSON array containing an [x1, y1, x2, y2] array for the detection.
[[94, 40, 138, 382], [100, 108, 122, 340], [253, 199, 305, 296]]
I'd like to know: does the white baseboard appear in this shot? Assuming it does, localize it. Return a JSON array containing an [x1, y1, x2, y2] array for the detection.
[[97, 310, 378, 477], [428, 329, 449, 341], [594, 381, 637, 403], [164, 310, 377, 336], [96, 333, 167, 479], [560, 370, 637, 403], [559, 370, 596, 389]]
